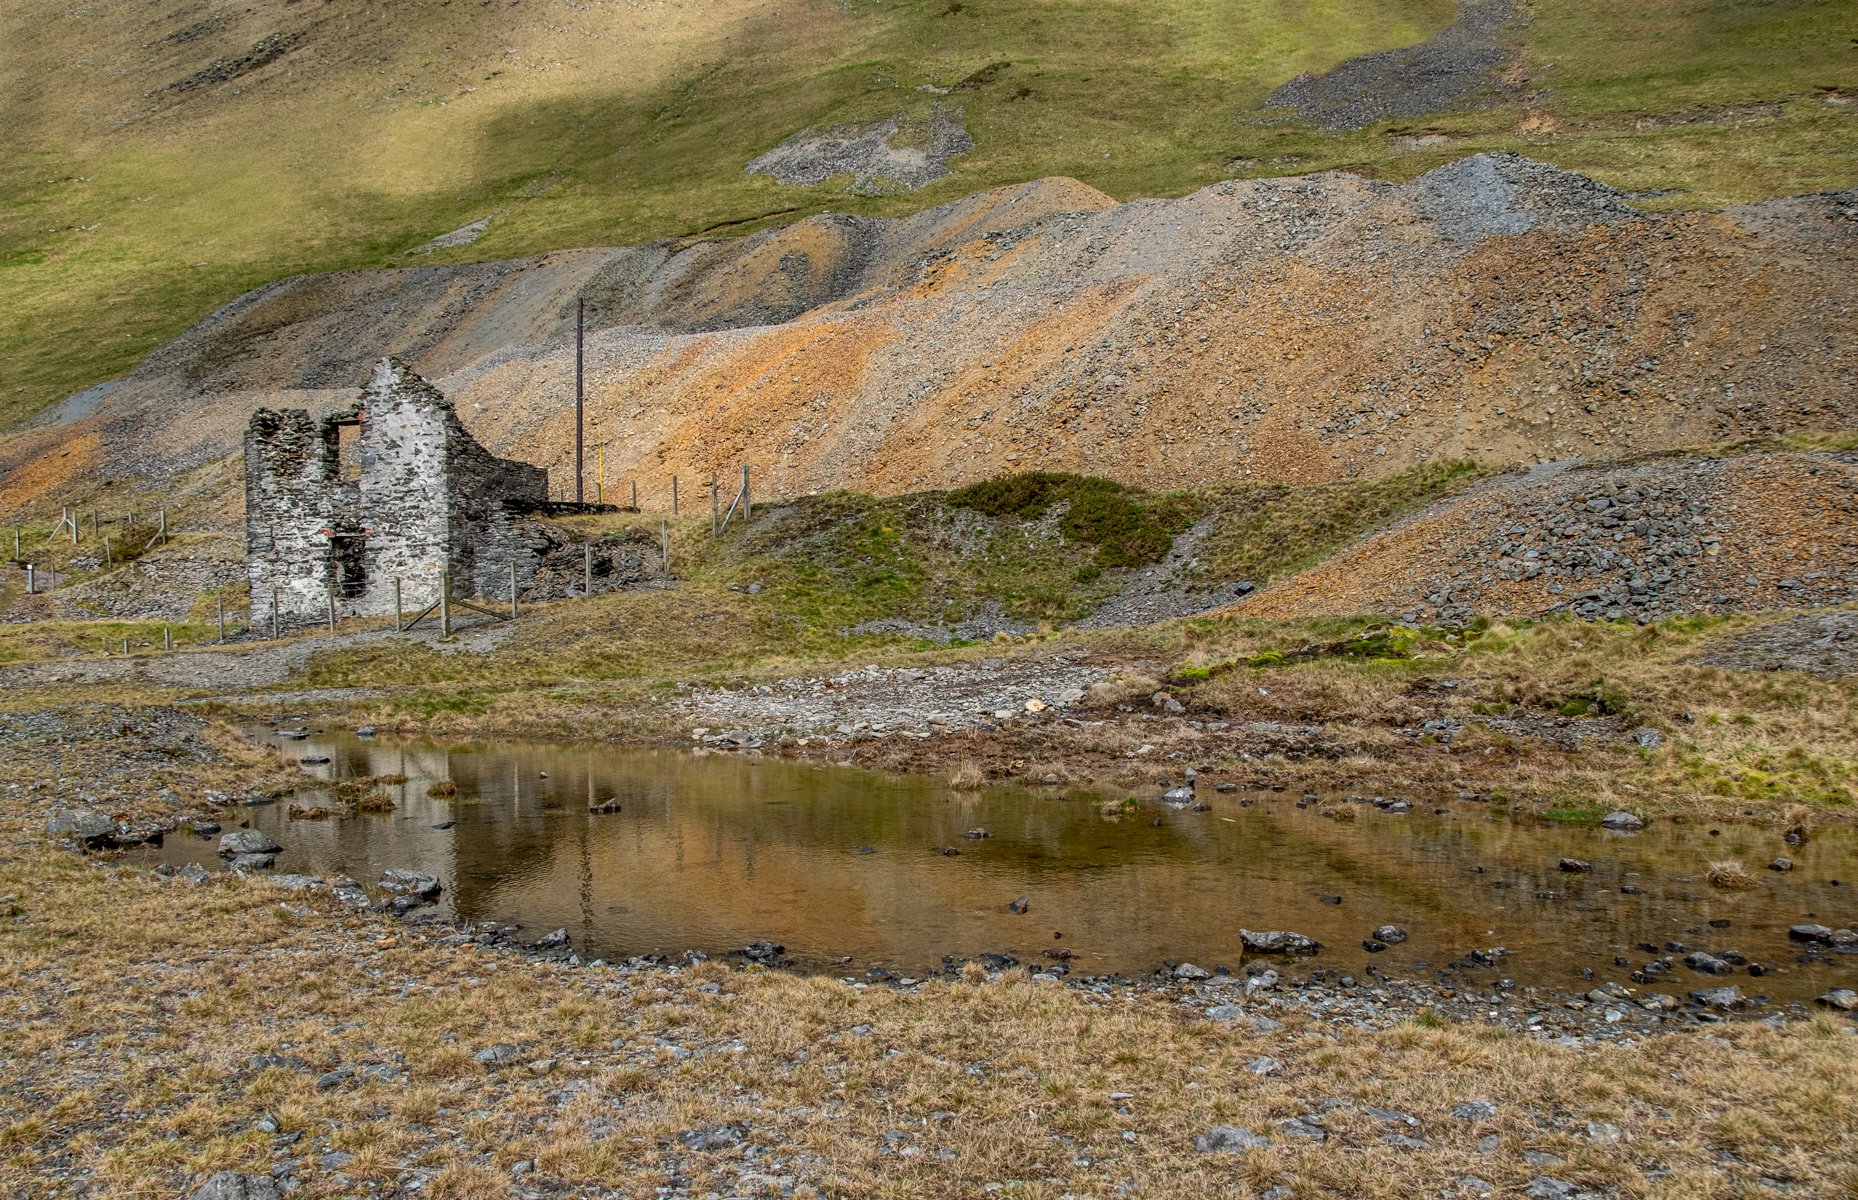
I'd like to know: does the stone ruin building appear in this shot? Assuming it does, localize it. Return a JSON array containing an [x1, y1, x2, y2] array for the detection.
[[244, 358, 553, 619]]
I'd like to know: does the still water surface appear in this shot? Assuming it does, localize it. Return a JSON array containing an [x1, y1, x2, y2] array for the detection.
[[155, 730, 1858, 1002]]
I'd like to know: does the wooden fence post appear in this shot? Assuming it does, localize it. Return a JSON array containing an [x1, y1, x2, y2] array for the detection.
[[393, 577, 403, 632], [103, 537, 112, 569], [672, 475, 679, 515], [11, 526, 19, 560], [630, 479, 637, 510], [326, 588, 337, 633], [217, 596, 226, 643], [121, 636, 129, 655], [271, 588, 280, 639], [509, 561, 519, 620], [163, 625, 173, 652], [439, 572, 451, 638], [583, 543, 592, 597], [710, 474, 719, 536], [743, 465, 751, 521], [158, 510, 167, 546], [661, 519, 670, 578]]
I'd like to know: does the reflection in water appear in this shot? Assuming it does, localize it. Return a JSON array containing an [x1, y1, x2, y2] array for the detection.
[[154, 731, 1858, 1002]]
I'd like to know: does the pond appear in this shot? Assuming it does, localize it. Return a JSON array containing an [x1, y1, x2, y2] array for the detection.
[[152, 729, 1857, 1003]]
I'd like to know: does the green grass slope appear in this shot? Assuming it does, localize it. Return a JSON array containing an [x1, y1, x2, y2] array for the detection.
[[1, 0, 1853, 429]]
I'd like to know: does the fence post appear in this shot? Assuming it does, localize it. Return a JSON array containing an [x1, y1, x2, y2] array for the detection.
[[163, 625, 173, 652], [158, 510, 167, 546], [24, 564, 33, 594], [121, 636, 129, 655], [597, 445, 604, 504], [630, 479, 637, 510], [11, 526, 18, 561], [672, 475, 679, 515], [393, 577, 403, 632], [661, 519, 670, 579], [326, 588, 336, 633], [439, 572, 451, 638], [90, 512, 98, 540], [104, 537, 112, 569], [711, 474, 719, 536], [217, 596, 226, 643], [68, 508, 77, 545], [583, 543, 592, 597], [271, 588, 280, 639], [742, 465, 751, 522], [509, 561, 518, 620]]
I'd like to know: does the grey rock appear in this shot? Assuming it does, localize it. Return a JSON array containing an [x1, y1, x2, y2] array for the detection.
[[175, 862, 211, 885], [1365, 1107, 1419, 1127], [1586, 1121, 1622, 1143], [380, 869, 441, 898], [1817, 988, 1858, 1012], [1245, 1055, 1282, 1076], [313, 1067, 351, 1090], [1600, 811, 1645, 831], [1684, 951, 1735, 976], [230, 853, 276, 871], [1459, 1178, 1496, 1198], [1689, 985, 1746, 1010], [534, 928, 570, 950], [1162, 786, 1195, 804], [1206, 1004, 1244, 1022], [1768, 857, 1794, 872], [1246, 969, 1280, 992], [1372, 924, 1409, 944], [1192, 1125, 1269, 1153], [191, 1172, 281, 1200], [1558, 858, 1591, 873], [218, 829, 281, 857], [47, 809, 115, 845], [1382, 1133, 1430, 1150], [1249, 1015, 1284, 1034], [1273, 1117, 1327, 1143], [1173, 962, 1210, 980], [1451, 1100, 1498, 1122], [1789, 924, 1834, 943], [1524, 1178, 1577, 1200], [474, 1043, 518, 1066], [268, 873, 323, 891], [1240, 929, 1322, 955], [1632, 728, 1662, 748], [677, 1124, 746, 1151]]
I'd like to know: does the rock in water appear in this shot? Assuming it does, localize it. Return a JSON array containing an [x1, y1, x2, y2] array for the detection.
[[218, 829, 281, 857], [1600, 811, 1645, 830], [1240, 929, 1323, 955]]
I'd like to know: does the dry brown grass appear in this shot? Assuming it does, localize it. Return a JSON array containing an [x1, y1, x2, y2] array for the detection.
[[947, 759, 986, 791], [286, 803, 338, 821], [425, 779, 458, 799], [1707, 858, 1757, 891], [353, 788, 397, 814]]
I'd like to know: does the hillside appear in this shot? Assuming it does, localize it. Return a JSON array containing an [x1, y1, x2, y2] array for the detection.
[[3, 154, 1854, 527], [2, 0, 1855, 430]]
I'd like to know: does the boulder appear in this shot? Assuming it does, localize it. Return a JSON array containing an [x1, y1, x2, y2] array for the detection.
[[379, 869, 442, 898], [1241, 929, 1322, 955], [218, 829, 281, 857], [1689, 985, 1746, 1011], [46, 809, 115, 846], [1599, 811, 1645, 831], [1373, 924, 1409, 944]]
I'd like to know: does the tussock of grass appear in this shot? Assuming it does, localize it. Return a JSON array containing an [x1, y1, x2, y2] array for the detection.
[[425, 780, 458, 799], [1707, 859, 1756, 891]]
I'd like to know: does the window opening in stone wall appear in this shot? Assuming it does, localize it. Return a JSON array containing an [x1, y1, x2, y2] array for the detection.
[[335, 423, 362, 483], [331, 534, 367, 599]]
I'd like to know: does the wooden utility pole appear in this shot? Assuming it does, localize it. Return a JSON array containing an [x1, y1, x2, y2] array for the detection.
[[575, 297, 585, 504]]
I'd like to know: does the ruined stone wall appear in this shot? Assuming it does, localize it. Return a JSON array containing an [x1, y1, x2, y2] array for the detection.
[[244, 407, 360, 619], [243, 359, 553, 621]]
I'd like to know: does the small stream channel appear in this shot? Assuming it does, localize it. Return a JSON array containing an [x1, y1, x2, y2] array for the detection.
[[150, 728, 1857, 1004]]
